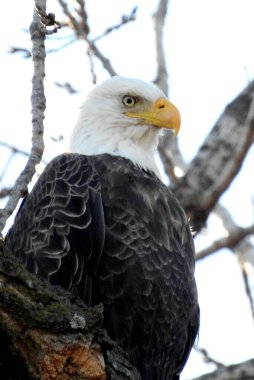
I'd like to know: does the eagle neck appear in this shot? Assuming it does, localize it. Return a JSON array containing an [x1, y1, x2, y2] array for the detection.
[[69, 121, 162, 178]]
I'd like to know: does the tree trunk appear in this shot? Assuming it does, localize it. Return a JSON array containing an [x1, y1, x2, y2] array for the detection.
[[0, 241, 140, 380]]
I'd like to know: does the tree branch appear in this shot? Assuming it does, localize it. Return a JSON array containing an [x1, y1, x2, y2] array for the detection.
[[196, 224, 254, 260], [174, 80, 254, 232], [0, 188, 12, 199], [153, 0, 170, 95], [191, 358, 254, 380], [0, 141, 33, 158], [93, 7, 137, 42], [8, 46, 32, 58], [195, 347, 225, 369], [58, 0, 118, 77], [152, 0, 190, 185], [0, 1, 47, 233], [241, 260, 254, 320]]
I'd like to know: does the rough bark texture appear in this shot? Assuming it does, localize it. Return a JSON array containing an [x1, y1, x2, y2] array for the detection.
[[192, 358, 254, 380], [173, 80, 254, 232], [0, 242, 140, 380], [0, 2, 46, 232]]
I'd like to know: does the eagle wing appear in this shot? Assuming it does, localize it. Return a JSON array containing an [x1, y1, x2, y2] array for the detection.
[[6, 153, 105, 304], [91, 155, 199, 379]]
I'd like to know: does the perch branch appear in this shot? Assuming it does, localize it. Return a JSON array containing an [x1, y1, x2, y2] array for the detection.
[[0, 244, 140, 380]]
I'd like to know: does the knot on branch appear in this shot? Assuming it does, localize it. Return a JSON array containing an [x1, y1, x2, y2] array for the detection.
[[36, 5, 62, 35]]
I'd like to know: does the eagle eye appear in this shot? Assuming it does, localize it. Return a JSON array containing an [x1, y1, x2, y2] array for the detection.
[[122, 95, 136, 107]]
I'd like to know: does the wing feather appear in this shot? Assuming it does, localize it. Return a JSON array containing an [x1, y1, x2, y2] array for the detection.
[[6, 153, 105, 300], [91, 154, 199, 380]]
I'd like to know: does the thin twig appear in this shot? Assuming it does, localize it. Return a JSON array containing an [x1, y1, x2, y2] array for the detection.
[[195, 347, 225, 368], [153, 0, 187, 187], [0, 1, 47, 232], [0, 188, 12, 198], [8, 46, 32, 58], [75, 0, 89, 35], [196, 224, 254, 260], [46, 37, 76, 54], [58, 0, 118, 76], [0, 141, 32, 158], [54, 81, 79, 94], [93, 6, 137, 42], [36, 4, 62, 34], [87, 48, 97, 84], [240, 259, 254, 321], [153, 0, 170, 95], [158, 142, 180, 183], [194, 346, 226, 368]]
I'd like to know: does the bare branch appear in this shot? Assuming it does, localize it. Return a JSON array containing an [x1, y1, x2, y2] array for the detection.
[[58, 0, 118, 76], [88, 41, 118, 76], [215, 205, 254, 268], [153, 0, 170, 95], [50, 134, 64, 142], [174, 80, 254, 232], [93, 6, 138, 42], [46, 37, 76, 54], [0, 0, 47, 232], [8, 46, 31, 58], [0, 188, 12, 198], [0, 141, 32, 158], [74, 0, 89, 35], [158, 132, 188, 183], [240, 259, 254, 320], [196, 224, 254, 260], [54, 81, 79, 94], [158, 139, 180, 183], [191, 358, 254, 380], [87, 48, 97, 84], [0, 151, 16, 184], [152, 0, 189, 186], [195, 347, 225, 368], [36, 4, 62, 34], [214, 204, 254, 322]]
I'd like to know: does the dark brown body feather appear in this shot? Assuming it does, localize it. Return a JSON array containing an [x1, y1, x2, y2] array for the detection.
[[6, 153, 199, 380]]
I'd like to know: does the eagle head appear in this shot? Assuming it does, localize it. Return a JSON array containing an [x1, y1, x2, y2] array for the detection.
[[69, 76, 180, 175]]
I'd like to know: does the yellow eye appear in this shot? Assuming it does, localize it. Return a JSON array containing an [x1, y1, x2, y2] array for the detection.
[[122, 95, 136, 107]]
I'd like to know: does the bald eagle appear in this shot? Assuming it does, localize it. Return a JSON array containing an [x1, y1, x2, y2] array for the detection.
[[6, 77, 199, 380]]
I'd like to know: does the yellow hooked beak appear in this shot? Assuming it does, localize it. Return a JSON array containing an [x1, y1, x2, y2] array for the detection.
[[124, 98, 181, 136]]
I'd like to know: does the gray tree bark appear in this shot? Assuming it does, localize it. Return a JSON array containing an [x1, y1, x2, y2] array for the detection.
[[0, 242, 140, 380]]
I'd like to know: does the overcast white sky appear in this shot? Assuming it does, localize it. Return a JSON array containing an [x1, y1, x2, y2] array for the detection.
[[1, 1, 254, 379]]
